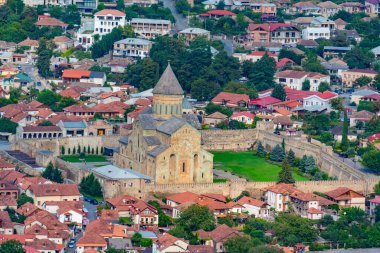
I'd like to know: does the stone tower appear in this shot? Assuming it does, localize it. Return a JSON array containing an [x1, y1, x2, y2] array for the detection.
[[152, 63, 184, 118]]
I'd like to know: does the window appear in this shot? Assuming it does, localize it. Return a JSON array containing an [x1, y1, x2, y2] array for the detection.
[[182, 162, 186, 172]]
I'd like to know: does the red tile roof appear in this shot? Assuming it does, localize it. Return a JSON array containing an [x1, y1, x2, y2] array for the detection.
[[368, 133, 380, 142], [370, 195, 380, 204], [362, 93, 380, 101], [59, 86, 86, 99], [0, 211, 13, 229], [317, 91, 337, 100], [273, 107, 292, 116], [269, 23, 298, 32], [92, 101, 129, 114], [18, 38, 39, 47], [17, 202, 40, 217], [276, 58, 295, 68], [248, 51, 276, 57], [22, 126, 62, 133], [265, 183, 300, 195], [248, 96, 281, 106], [62, 69, 91, 79], [28, 183, 80, 197], [325, 187, 363, 200], [95, 9, 126, 16], [35, 17, 68, 27], [307, 207, 323, 214], [155, 233, 187, 251], [237, 196, 266, 207], [0, 195, 16, 207], [272, 100, 301, 108], [248, 23, 270, 32], [166, 192, 200, 204], [48, 113, 82, 125], [346, 68, 377, 74], [63, 104, 94, 113], [203, 10, 236, 16], [196, 224, 244, 242], [212, 92, 250, 106], [231, 111, 255, 119], [0, 158, 15, 169]]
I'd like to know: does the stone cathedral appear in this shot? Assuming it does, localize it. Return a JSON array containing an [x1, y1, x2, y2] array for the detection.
[[114, 64, 213, 184]]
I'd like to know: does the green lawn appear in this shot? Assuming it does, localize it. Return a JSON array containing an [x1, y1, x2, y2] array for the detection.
[[60, 155, 108, 163], [212, 151, 309, 182]]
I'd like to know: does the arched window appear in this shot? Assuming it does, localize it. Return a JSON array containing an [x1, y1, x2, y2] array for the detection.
[[182, 162, 186, 173]]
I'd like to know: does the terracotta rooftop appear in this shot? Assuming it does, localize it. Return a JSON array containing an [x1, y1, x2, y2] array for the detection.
[[155, 233, 187, 251], [325, 187, 363, 200], [196, 224, 244, 242], [18, 38, 39, 47], [35, 17, 68, 27], [62, 69, 91, 79], [28, 183, 80, 197], [0, 195, 17, 207], [22, 126, 62, 133], [212, 92, 250, 105], [206, 111, 228, 119], [166, 192, 200, 204], [63, 104, 94, 113], [265, 183, 300, 195], [17, 202, 40, 217], [237, 196, 266, 207], [0, 158, 15, 169], [95, 9, 126, 17], [0, 211, 13, 229]]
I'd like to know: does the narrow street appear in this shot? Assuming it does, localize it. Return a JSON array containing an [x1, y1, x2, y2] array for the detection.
[[19, 63, 49, 90], [161, 0, 188, 31]]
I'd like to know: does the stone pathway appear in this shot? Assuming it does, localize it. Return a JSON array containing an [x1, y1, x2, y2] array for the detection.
[[213, 169, 246, 182]]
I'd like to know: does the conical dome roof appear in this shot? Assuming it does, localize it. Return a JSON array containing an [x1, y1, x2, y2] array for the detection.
[[152, 63, 184, 95]]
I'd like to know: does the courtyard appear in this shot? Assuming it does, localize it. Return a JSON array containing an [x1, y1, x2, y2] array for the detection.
[[60, 155, 108, 163], [212, 151, 309, 182]]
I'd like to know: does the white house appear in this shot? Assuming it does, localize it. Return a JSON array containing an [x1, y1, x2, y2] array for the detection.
[[275, 70, 330, 91], [94, 9, 126, 35], [237, 196, 269, 218], [113, 38, 153, 59], [365, 0, 380, 16], [302, 27, 330, 40], [264, 183, 300, 212], [130, 18, 172, 39], [230, 111, 255, 125], [153, 233, 189, 253], [77, 9, 126, 50], [302, 91, 338, 111], [371, 45, 380, 59], [57, 208, 83, 227]]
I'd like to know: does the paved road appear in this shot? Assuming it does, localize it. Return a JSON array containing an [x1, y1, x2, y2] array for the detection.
[[67, 201, 98, 253], [221, 39, 234, 56], [161, 0, 188, 31], [0, 141, 10, 151], [19, 63, 49, 91]]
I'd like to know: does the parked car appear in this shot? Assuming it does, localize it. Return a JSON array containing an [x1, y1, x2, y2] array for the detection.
[[68, 239, 75, 248], [90, 199, 98, 205]]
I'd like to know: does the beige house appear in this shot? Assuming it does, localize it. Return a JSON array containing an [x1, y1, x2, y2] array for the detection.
[[130, 18, 172, 39], [178, 28, 210, 43], [26, 183, 80, 208], [203, 112, 228, 127], [342, 69, 377, 87], [325, 187, 366, 210], [114, 64, 213, 184]]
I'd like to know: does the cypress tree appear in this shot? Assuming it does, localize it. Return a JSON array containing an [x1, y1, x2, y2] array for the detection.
[[270, 144, 285, 162], [78, 145, 81, 154], [96, 147, 99, 155], [256, 142, 266, 157], [300, 155, 308, 172], [68, 147, 71, 155], [73, 146, 76, 155], [87, 145, 91, 154], [278, 158, 295, 184], [41, 162, 54, 180], [282, 138, 285, 150], [91, 148, 95, 154], [287, 149, 295, 166], [61, 146, 65, 155], [341, 110, 349, 151]]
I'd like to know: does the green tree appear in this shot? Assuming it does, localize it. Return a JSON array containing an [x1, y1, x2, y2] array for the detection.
[[287, 149, 295, 166], [318, 82, 330, 92], [16, 193, 34, 208], [41, 162, 63, 183], [224, 236, 259, 253], [61, 146, 65, 155], [170, 204, 215, 240], [116, 0, 125, 11], [39, 120, 53, 126], [301, 54, 327, 74], [374, 181, 380, 195], [205, 103, 233, 117], [36, 38, 52, 78], [272, 83, 286, 101], [341, 110, 349, 152], [41, 162, 54, 180], [362, 150, 380, 173], [0, 239, 25, 253], [278, 49, 303, 65], [247, 53, 276, 91], [302, 80, 310, 91], [330, 98, 344, 111], [278, 158, 295, 184], [37, 89, 60, 107], [270, 144, 285, 162], [191, 78, 220, 101], [57, 96, 77, 112], [353, 76, 372, 88], [80, 173, 103, 197], [91, 27, 123, 59], [0, 117, 18, 133], [256, 142, 266, 157], [131, 232, 142, 246], [344, 47, 375, 69], [7, 0, 24, 14]]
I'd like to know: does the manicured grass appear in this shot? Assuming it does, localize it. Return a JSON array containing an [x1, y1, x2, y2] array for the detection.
[[213, 178, 228, 183], [212, 151, 309, 182], [60, 155, 108, 163]]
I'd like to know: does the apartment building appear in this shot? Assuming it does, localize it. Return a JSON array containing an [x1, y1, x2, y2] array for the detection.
[[302, 27, 330, 40], [247, 23, 301, 45], [250, 3, 277, 16], [275, 70, 330, 91], [130, 18, 172, 39], [342, 68, 378, 87], [113, 38, 152, 59], [179, 28, 211, 43]]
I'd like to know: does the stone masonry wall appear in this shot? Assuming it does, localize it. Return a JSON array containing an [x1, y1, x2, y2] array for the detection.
[[201, 129, 258, 150]]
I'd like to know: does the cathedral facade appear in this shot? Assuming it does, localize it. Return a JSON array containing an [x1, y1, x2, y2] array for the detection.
[[114, 64, 213, 184]]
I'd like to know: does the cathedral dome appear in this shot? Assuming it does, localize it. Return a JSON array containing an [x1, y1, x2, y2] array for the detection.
[[152, 63, 184, 96]]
